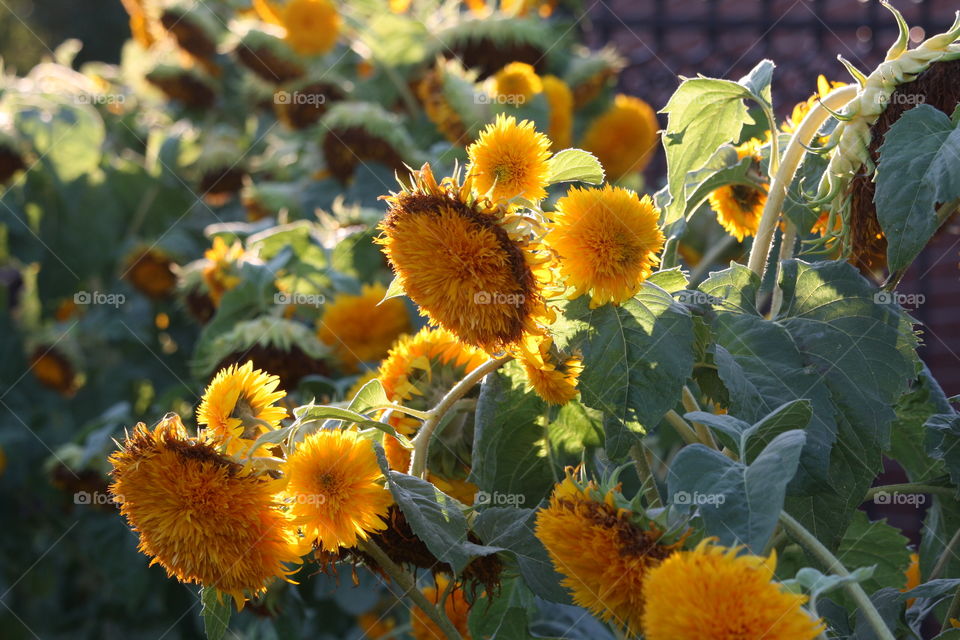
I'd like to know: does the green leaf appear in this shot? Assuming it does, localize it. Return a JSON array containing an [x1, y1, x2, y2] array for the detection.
[[835, 511, 912, 598], [676, 144, 757, 221], [385, 471, 501, 574], [738, 59, 775, 105], [668, 430, 806, 552], [875, 104, 960, 273], [741, 400, 812, 465], [545, 148, 605, 185], [468, 577, 535, 640], [200, 587, 231, 640], [470, 363, 553, 507], [473, 507, 571, 604], [661, 72, 757, 224], [646, 267, 689, 294], [547, 399, 604, 460], [347, 378, 390, 414], [792, 566, 875, 601], [926, 412, 960, 491], [294, 404, 407, 445], [888, 365, 952, 483], [553, 283, 695, 459], [379, 275, 406, 304]]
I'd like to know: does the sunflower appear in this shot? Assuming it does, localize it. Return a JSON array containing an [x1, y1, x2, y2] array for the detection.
[[535, 471, 683, 635], [109, 414, 301, 608], [317, 283, 411, 371], [234, 28, 304, 83], [542, 75, 573, 151], [283, 428, 393, 551], [466, 114, 552, 203], [145, 64, 216, 109], [30, 346, 78, 396], [280, 0, 340, 56], [124, 247, 178, 300], [782, 75, 848, 136], [376, 326, 486, 487], [642, 539, 824, 640], [707, 137, 768, 242], [580, 94, 659, 180], [196, 361, 288, 457], [160, 4, 219, 59], [411, 575, 473, 640], [903, 552, 920, 608], [518, 336, 581, 405], [378, 163, 554, 352], [492, 61, 543, 102], [546, 184, 664, 308], [202, 236, 245, 306]]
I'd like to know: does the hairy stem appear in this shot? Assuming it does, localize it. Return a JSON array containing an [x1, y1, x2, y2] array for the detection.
[[359, 539, 462, 640], [747, 85, 859, 277], [682, 386, 717, 449], [664, 410, 700, 446], [408, 356, 510, 478], [779, 511, 896, 640]]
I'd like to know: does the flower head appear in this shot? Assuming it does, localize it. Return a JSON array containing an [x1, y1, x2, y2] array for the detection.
[[202, 236, 245, 305], [280, 0, 339, 55], [535, 471, 682, 634], [547, 184, 664, 307], [642, 539, 824, 640], [196, 361, 287, 457], [519, 336, 581, 405], [581, 94, 659, 180], [283, 428, 393, 551], [109, 414, 301, 608], [707, 137, 768, 242], [542, 75, 573, 151], [124, 247, 177, 299], [317, 283, 411, 371], [467, 114, 552, 203], [411, 575, 473, 640], [378, 164, 553, 351], [492, 62, 543, 102]]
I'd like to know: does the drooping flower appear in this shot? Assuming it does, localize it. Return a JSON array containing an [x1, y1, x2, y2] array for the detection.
[[541, 74, 573, 151], [519, 336, 581, 405], [535, 471, 683, 635], [202, 236, 245, 306], [580, 94, 659, 180], [196, 361, 287, 456], [29, 346, 78, 396], [466, 114, 552, 203], [109, 414, 301, 608], [283, 428, 393, 551], [547, 184, 664, 307], [642, 539, 824, 640], [491, 61, 543, 103], [411, 575, 473, 640], [124, 247, 178, 300], [317, 283, 411, 371], [377, 163, 554, 352], [707, 137, 768, 242], [320, 102, 418, 183]]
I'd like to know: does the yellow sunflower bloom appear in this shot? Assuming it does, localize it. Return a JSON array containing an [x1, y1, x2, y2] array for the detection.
[[466, 114, 552, 203], [280, 0, 340, 56], [411, 575, 473, 640], [519, 336, 581, 405], [535, 471, 682, 635], [317, 283, 412, 371], [196, 361, 288, 457], [377, 163, 554, 352], [580, 94, 659, 181], [547, 184, 664, 308], [707, 137, 768, 242], [782, 75, 848, 135], [492, 62, 543, 103], [202, 236, 245, 306], [542, 75, 573, 151], [109, 414, 301, 609], [283, 428, 393, 551], [642, 539, 824, 640]]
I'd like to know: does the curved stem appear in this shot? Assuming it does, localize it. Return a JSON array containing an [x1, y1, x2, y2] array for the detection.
[[359, 539, 463, 640], [682, 386, 717, 449], [779, 511, 896, 640], [864, 483, 957, 503], [761, 103, 781, 177], [770, 222, 797, 317], [630, 442, 662, 508], [371, 404, 432, 421], [408, 356, 510, 478], [747, 85, 859, 277], [664, 410, 700, 446]]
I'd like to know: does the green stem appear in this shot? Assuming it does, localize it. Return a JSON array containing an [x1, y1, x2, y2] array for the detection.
[[689, 235, 738, 286], [630, 442, 662, 508], [664, 410, 700, 446], [358, 539, 463, 640], [761, 103, 781, 177], [930, 526, 960, 581], [770, 221, 797, 318], [864, 483, 957, 503], [408, 356, 510, 478], [682, 386, 717, 449], [779, 511, 895, 640], [372, 404, 432, 421], [746, 85, 859, 277]]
